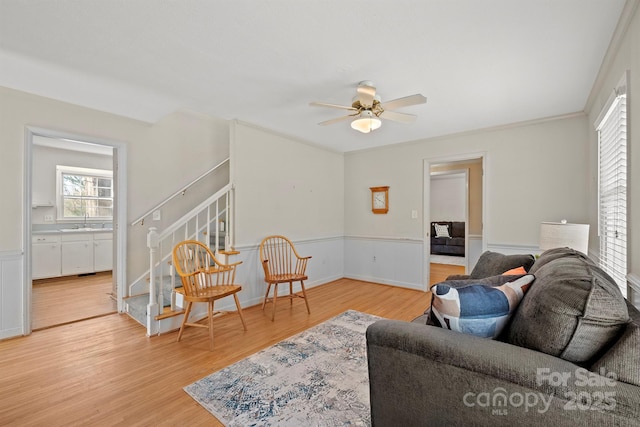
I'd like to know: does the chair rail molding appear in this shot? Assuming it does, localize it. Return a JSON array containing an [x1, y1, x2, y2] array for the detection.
[[486, 242, 541, 256]]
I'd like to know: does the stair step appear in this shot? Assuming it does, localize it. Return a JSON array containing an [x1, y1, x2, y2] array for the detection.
[[124, 292, 185, 326], [125, 292, 174, 308], [155, 306, 185, 321]]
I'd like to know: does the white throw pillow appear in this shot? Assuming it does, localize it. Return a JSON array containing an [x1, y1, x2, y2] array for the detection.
[[434, 223, 450, 238]]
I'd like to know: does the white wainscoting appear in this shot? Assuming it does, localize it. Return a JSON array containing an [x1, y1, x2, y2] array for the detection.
[[213, 236, 345, 312], [0, 251, 24, 340], [468, 234, 483, 272], [344, 236, 425, 291], [627, 274, 640, 309]]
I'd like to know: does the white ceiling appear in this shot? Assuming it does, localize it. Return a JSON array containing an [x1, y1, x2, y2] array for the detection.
[[0, 1, 627, 152]]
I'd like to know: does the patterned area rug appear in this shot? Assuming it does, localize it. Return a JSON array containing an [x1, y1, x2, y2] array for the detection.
[[184, 310, 381, 426]]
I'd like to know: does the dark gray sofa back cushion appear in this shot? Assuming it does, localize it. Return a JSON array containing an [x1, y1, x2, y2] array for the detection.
[[468, 251, 535, 279], [506, 248, 629, 364]]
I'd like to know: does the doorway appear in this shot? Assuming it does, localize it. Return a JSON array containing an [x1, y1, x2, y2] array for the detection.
[[24, 128, 127, 333], [424, 154, 485, 287]]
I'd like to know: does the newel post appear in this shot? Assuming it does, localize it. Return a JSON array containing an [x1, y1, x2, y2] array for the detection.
[[146, 227, 160, 336]]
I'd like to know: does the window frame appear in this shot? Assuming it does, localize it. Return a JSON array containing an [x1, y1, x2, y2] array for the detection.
[[595, 72, 628, 297], [56, 165, 114, 222]]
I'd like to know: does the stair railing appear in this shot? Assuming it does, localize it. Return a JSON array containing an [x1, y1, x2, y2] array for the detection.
[[130, 182, 234, 336], [130, 157, 229, 227]]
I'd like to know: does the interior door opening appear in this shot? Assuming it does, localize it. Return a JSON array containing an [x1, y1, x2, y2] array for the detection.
[[25, 129, 126, 333], [424, 155, 485, 288]]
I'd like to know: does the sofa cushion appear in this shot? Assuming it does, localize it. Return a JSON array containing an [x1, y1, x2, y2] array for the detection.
[[450, 221, 465, 238], [506, 248, 630, 364], [429, 274, 534, 338], [591, 301, 640, 386], [468, 251, 535, 279]]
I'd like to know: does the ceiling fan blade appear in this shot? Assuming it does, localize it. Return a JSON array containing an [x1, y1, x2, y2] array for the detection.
[[318, 114, 355, 126], [380, 94, 427, 111], [309, 101, 357, 111], [379, 110, 417, 124], [356, 84, 376, 108]]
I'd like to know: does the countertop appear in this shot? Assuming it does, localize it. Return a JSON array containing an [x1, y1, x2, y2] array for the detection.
[[32, 227, 113, 235]]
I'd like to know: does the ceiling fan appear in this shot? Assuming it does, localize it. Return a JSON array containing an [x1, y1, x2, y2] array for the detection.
[[310, 80, 427, 134]]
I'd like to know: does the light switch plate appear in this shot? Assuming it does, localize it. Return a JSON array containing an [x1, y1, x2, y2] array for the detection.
[[153, 210, 161, 221], [411, 210, 418, 219]]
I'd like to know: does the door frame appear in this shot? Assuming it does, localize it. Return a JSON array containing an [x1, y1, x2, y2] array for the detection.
[[423, 152, 487, 288], [23, 127, 127, 333], [429, 168, 469, 271]]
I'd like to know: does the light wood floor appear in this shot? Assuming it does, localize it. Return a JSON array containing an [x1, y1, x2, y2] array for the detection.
[[0, 278, 431, 426], [429, 262, 466, 285], [32, 272, 116, 330]]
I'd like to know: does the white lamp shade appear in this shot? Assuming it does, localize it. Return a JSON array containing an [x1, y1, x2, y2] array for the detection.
[[351, 110, 381, 133], [539, 222, 590, 255]]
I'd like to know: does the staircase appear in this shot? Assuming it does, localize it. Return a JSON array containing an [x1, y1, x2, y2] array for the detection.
[[124, 182, 235, 336]]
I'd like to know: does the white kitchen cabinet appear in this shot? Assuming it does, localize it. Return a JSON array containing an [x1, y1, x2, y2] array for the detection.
[[32, 235, 61, 279], [93, 233, 113, 272], [61, 233, 94, 276]]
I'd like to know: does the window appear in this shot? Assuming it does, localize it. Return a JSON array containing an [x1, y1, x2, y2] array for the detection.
[[57, 166, 113, 220], [596, 73, 628, 297]]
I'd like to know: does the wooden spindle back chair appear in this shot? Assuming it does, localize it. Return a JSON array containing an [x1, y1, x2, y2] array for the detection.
[[173, 240, 247, 350], [259, 235, 311, 321]]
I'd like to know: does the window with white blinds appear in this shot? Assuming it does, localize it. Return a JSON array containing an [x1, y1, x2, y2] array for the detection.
[[596, 76, 627, 297]]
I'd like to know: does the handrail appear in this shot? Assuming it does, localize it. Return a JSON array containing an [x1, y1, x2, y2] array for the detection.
[[130, 157, 229, 226], [157, 183, 233, 240]]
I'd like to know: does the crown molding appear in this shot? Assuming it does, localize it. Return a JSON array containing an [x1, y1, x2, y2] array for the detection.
[[584, 0, 639, 113]]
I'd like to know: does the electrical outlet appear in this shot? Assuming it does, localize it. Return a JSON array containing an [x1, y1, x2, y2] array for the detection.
[[44, 215, 54, 223], [153, 210, 161, 221]]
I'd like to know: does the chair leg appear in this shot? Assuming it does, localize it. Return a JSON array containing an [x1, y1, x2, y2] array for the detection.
[[208, 300, 215, 351], [271, 283, 278, 321], [300, 280, 311, 314], [177, 301, 193, 342], [234, 293, 247, 331], [289, 282, 293, 305], [262, 284, 272, 311]]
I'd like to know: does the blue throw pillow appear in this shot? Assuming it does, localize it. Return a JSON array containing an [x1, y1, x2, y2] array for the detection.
[[430, 274, 535, 338]]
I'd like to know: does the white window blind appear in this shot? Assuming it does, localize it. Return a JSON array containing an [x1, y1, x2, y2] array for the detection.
[[596, 78, 627, 297]]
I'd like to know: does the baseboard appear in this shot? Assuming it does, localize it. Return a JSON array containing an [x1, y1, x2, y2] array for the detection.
[[343, 274, 424, 291]]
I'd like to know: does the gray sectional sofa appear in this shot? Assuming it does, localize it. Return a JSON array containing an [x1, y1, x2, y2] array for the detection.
[[366, 248, 640, 426]]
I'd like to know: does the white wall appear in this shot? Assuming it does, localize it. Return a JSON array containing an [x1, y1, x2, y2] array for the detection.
[[0, 86, 230, 338], [430, 173, 466, 222], [31, 140, 113, 225], [344, 114, 589, 287], [231, 121, 345, 295], [585, 2, 640, 289], [345, 115, 589, 243]]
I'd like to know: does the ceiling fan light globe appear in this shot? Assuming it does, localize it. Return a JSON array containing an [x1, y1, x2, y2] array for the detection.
[[351, 110, 382, 133]]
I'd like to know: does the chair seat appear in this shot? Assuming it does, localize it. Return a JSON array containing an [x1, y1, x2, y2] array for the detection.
[[176, 285, 243, 302], [266, 273, 308, 284]]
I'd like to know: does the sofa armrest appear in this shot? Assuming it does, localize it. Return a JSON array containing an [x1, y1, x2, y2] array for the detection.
[[366, 320, 639, 426]]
